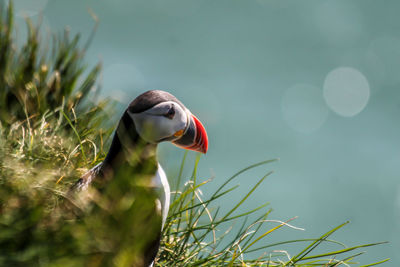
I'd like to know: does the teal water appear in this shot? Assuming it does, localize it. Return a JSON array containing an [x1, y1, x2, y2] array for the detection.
[[10, 0, 399, 264]]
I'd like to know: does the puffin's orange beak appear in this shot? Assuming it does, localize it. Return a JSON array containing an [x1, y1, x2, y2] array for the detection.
[[173, 114, 208, 154], [187, 115, 208, 153]]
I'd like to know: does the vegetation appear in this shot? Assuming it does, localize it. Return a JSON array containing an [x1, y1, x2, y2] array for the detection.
[[0, 3, 389, 266]]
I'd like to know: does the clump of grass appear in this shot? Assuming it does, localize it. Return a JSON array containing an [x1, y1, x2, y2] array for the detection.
[[0, 2, 102, 129], [0, 3, 390, 266], [0, 3, 162, 265], [157, 156, 389, 266]]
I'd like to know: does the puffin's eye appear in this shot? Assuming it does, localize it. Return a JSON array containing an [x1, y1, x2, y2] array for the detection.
[[163, 106, 175, 119]]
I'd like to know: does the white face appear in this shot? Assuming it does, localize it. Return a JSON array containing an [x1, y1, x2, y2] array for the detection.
[[127, 101, 189, 143]]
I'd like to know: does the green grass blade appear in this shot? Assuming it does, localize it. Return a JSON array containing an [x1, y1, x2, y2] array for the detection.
[[298, 242, 388, 262], [172, 150, 188, 205], [288, 221, 350, 265], [359, 258, 391, 267], [245, 238, 346, 254], [61, 109, 86, 161], [212, 159, 278, 198], [239, 217, 298, 258], [221, 171, 273, 222]]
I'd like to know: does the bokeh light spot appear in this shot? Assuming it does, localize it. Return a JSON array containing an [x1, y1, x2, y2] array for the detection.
[[282, 84, 329, 134], [323, 67, 370, 117]]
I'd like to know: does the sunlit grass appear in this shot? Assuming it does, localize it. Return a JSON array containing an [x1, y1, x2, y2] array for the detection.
[[0, 3, 389, 266], [156, 155, 389, 266]]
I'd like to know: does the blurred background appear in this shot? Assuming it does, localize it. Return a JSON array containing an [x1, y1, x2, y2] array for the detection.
[[8, 0, 399, 264]]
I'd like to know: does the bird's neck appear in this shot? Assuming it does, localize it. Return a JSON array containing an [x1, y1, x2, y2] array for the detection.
[[101, 111, 158, 179]]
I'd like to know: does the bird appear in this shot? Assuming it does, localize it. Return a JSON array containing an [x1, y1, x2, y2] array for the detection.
[[71, 90, 208, 266]]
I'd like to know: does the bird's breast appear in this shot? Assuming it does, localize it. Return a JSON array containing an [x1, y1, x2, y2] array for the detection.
[[151, 164, 170, 228]]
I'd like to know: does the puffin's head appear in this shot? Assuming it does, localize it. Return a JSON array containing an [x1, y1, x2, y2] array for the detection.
[[126, 90, 208, 154]]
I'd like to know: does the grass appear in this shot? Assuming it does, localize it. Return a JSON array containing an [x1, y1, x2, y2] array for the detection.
[[0, 3, 390, 266], [157, 156, 389, 266]]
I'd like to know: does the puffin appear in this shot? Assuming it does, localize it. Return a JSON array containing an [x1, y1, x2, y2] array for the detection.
[[72, 90, 208, 266]]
